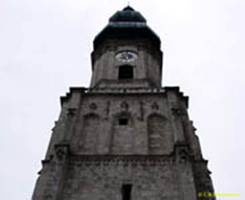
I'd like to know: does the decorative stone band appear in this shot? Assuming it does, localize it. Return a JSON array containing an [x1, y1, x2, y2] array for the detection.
[[69, 154, 174, 167], [60, 86, 188, 108], [41, 143, 208, 166], [67, 145, 198, 167]]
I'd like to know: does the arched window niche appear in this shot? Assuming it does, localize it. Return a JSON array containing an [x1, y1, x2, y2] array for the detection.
[[147, 113, 172, 154], [80, 113, 100, 153]]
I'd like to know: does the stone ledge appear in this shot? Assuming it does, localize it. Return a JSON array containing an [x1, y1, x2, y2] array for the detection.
[[68, 154, 174, 167], [60, 86, 188, 108]]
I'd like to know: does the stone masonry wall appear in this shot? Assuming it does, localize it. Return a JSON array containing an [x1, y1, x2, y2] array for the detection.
[[60, 155, 197, 200], [68, 91, 186, 155]]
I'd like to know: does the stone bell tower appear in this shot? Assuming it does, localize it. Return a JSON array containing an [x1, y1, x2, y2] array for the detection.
[[32, 6, 215, 200]]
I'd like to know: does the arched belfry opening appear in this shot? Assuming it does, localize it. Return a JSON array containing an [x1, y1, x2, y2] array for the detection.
[[118, 65, 134, 80]]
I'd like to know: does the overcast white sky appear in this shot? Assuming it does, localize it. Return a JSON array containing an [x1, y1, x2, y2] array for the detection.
[[0, 0, 244, 199]]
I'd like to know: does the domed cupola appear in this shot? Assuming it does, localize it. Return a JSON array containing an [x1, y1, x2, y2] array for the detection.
[[93, 6, 161, 49]]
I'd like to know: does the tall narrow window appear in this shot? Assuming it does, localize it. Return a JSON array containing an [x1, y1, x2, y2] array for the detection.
[[118, 65, 133, 80], [122, 184, 132, 200]]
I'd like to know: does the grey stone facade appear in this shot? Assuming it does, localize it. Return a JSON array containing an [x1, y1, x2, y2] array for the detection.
[[90, 38, 162, 88], [32, 6, 215, 200]]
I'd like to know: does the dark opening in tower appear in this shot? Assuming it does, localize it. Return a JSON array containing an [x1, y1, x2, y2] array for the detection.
[[118, 118, 129, 125], [121, 184, 132, 200], [118, 65, 133, 80]]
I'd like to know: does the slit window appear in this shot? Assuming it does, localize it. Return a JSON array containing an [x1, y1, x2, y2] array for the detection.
[[119, 118, 128, 126], [122, 184, 132, 200], [118, 65, 133, 80]]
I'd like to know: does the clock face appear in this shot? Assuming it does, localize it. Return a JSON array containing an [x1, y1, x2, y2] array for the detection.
[[115, 51, 138, 63]]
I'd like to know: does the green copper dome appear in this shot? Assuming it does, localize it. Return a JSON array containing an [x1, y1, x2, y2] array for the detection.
[[93, 6, 161, 49]]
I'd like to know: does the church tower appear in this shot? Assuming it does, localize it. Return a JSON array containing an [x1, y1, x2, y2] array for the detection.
[[32, 6, 215, 200]]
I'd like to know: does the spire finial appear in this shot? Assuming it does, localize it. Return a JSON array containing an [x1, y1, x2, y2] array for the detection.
[[127, 1, 130, 6]]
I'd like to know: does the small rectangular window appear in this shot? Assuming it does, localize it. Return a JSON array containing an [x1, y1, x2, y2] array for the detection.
[[118, 65, 134, 80], [122, 184, 132, 200], [119, 118, 128, 125]]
